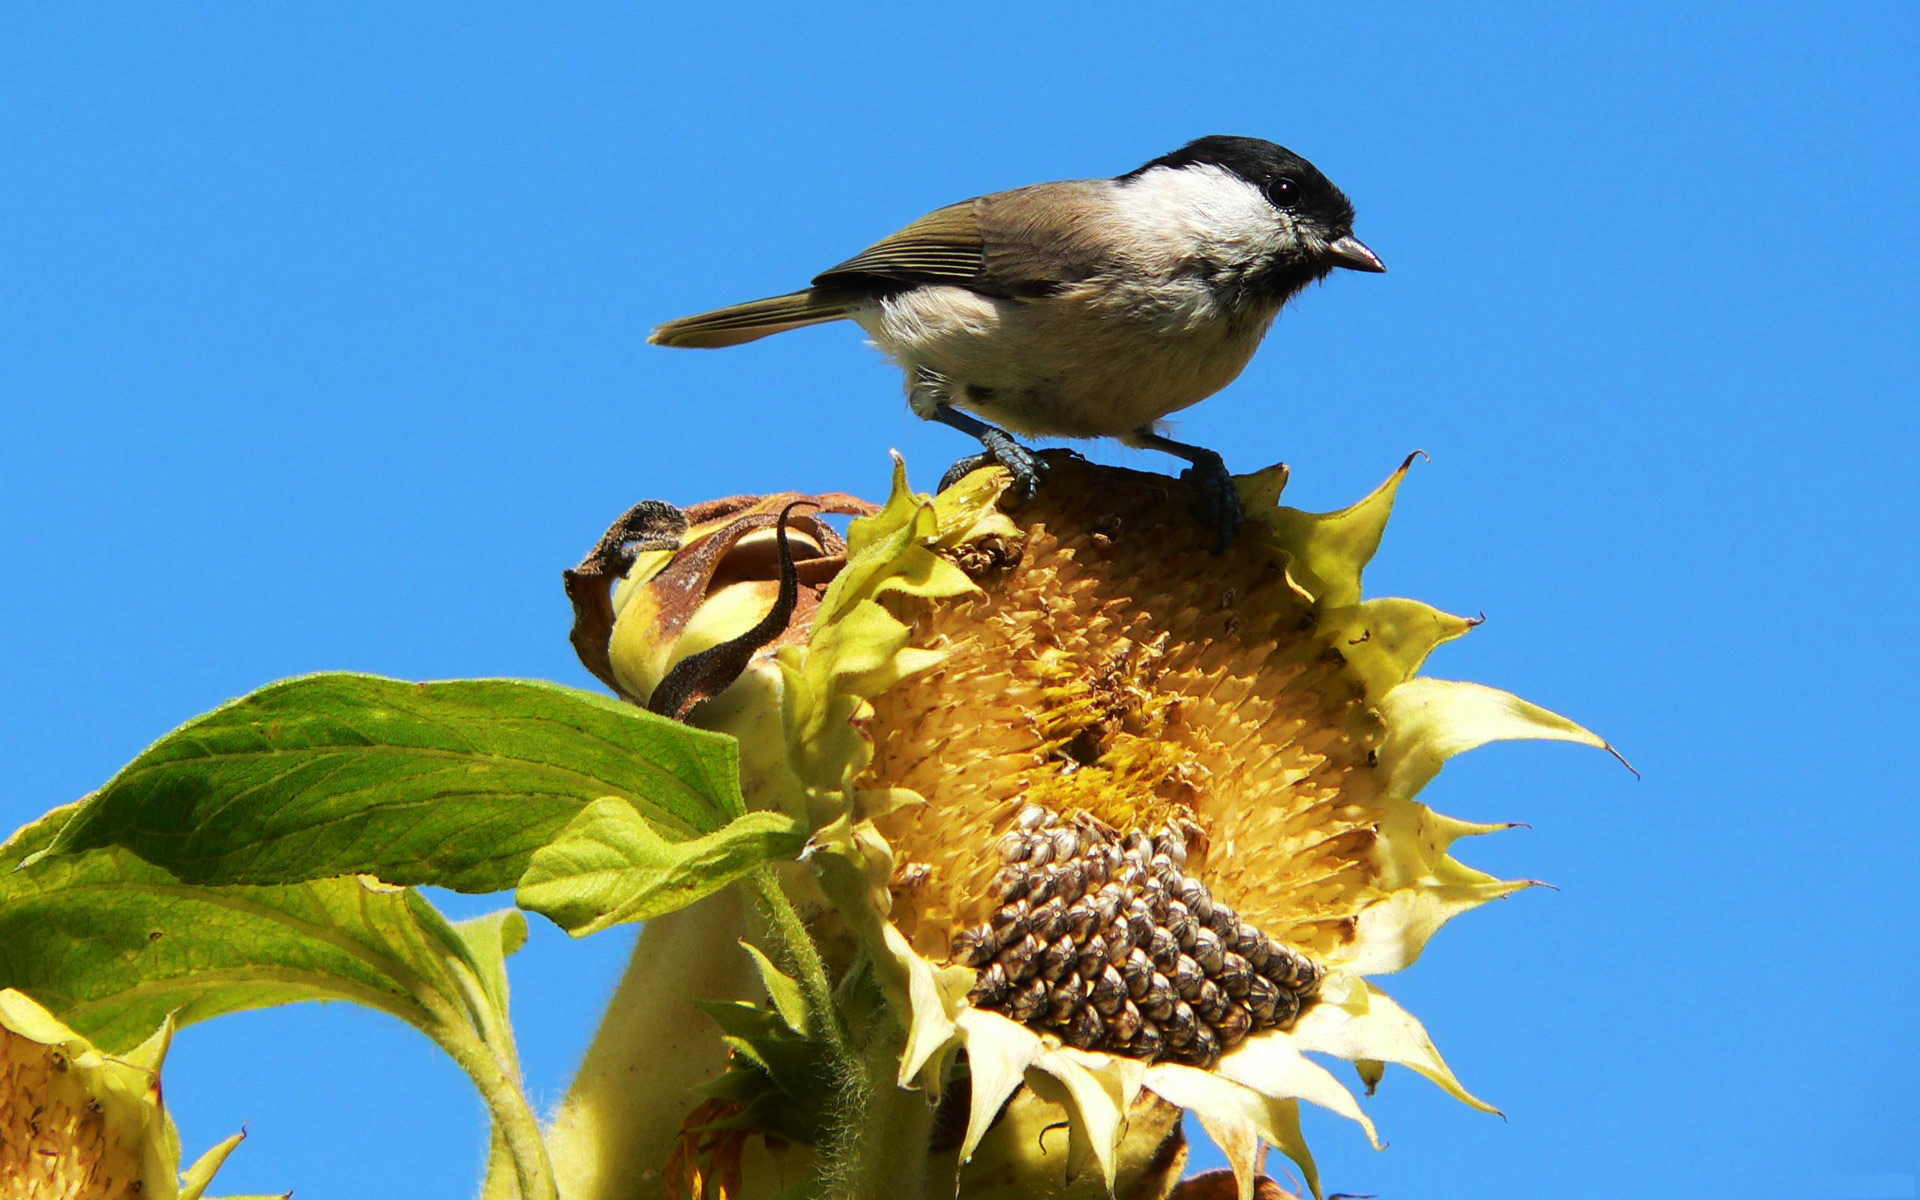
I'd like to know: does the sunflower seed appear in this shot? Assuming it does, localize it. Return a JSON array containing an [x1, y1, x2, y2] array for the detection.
[[1008, 978, 1048, 1022], [957, 808, 1324, 1070], [1089, 965, 1127, 1016], [952, 926, 997, 968]]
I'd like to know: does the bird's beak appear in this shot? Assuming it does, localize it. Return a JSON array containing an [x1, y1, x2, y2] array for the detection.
[[1327, 234, 1386, 273]]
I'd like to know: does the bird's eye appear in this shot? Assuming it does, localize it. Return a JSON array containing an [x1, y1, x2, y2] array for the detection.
[[1264, 177, 1298, 207]]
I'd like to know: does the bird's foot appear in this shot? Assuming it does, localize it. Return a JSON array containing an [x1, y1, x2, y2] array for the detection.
[[1178, 451, 1243, 552], [937, 433, 1047, 501], [930, 405, 1047, 503], [1130, 428, 1244, 552]]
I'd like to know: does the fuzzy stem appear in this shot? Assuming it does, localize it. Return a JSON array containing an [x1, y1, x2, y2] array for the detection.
[[822, 1023, 936, 1200], [423, 1007, 557, 1200], [745, 866, 849, 1055]]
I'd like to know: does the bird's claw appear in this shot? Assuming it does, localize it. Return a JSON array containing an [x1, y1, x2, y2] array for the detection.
[[940, 431, 1047, 503], [1125, 427, 1244, 551], [938, 453, 993, 493], [1179, 450, 1244, 553]]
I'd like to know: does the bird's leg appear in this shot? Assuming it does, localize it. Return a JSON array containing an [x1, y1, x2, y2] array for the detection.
[[910, 367, 1046, 501], [1128, 427, 1244, 551]]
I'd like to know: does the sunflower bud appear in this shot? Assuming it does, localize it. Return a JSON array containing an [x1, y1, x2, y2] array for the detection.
[[564, 491, 876, 713], [563, 490, 878, 825]]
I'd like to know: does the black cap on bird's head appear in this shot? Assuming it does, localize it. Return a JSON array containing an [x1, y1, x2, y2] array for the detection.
[[1124, 135, 1386, 275]]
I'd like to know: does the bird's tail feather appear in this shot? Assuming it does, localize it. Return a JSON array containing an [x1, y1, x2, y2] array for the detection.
[[649, 290, 857, 348]]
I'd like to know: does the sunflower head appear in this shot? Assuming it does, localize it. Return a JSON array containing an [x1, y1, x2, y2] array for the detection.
[[579, 453, 1614, 1200], [860, 457, 1416, 1069], [0, 989, 247, 1200]]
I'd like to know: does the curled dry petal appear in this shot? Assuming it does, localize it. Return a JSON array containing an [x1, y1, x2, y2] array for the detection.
[[564, 490, 876, 707]]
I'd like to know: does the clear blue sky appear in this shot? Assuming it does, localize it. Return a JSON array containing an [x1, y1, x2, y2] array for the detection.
[[4, 6, 1916, 1198]]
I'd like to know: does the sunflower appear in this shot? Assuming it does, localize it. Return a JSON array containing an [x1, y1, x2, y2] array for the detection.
[[0, 989, 246, 1200], [576, 453, 1611, 1200]]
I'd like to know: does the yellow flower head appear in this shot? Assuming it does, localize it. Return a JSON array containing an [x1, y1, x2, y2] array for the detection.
[[0, 989, 246, 1200], [588, 454, 1612, 1200]]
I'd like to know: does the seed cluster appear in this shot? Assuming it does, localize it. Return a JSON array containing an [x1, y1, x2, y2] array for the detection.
[[955, 805, 1322, 1068]]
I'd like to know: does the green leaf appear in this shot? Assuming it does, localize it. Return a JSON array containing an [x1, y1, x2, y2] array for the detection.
[[517, 798, 807, 935], [38, 673, 743, 894], [0, 807, 522, 1055], [742, 941, 813, 1037], [3, 805, 559, 1199]]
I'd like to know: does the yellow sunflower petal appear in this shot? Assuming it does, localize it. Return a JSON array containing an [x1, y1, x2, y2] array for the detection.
[[1375, 676, 1613, 799], [952, 1010, 1043, 1167], [179, 1131, 249, 1200], [1024, 1047, 1133, 1187], [1142, 1065, 1319, 1200], [1258, 453, 1415, 607], [0, 988, 247, 1200], [1290, 973, 1496, 1113]]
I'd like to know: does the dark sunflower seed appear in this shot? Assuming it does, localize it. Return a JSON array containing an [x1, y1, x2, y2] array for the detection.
[[1038, 937, 1076, 984], [1164, 1000, 1198, 1047], [1140, 974, 1177, 1021], [968, 962, 1010, 1007], [1089, 965, 1127, 1016], [1215, 1003, 1253, 1045], [1065, 1005, 1105, 1049], [1170, 953, 1205, 1000], [1193, 979, 1230, 1024], [952, 926, 997, 968], [1218, 952, 1254, 997], [1046, 977, 1086, 1023], [1008, 978, 1048, 1022], [1189, 926, 1226, 974]]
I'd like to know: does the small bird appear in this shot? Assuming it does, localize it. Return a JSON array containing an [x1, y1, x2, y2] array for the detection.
[[651, 135, 1384, 546]]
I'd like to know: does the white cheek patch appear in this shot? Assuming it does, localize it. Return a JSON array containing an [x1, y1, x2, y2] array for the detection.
[[1116, 164, 1289, 264]]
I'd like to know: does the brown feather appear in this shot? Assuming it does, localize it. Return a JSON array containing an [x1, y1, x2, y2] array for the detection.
[[812, 182, 1121, 299], [649, 290, 855, 349], [812, 200, 987, 290], [976, 182, 1123, 296]]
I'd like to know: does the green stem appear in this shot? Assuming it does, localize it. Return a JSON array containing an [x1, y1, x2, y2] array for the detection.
[[746, 867, 939, 1198], [746, 866, 850, 1056], [421, 1004, 558, 1200], [827, 1023, 936, 1200]]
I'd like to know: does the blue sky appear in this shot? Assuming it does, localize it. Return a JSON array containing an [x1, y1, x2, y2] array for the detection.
[[4, 5, 1916, 1198]]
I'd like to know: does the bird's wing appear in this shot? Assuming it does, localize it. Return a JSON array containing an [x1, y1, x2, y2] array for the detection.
[[812, 200, 987, 291], [811, 181, 1118, 300]]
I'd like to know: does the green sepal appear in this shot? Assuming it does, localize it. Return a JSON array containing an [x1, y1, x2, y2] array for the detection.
[[691, 999, 837, 1146], [741, 941, 813, 1038]]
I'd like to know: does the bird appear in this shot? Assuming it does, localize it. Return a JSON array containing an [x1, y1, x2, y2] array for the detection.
[[650, 135, 1384, 547]]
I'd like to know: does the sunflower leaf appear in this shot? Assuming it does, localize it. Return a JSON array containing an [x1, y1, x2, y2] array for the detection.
[[3, 804, 558, 1194], [35, 673, 743, 894], [516, 798, 806, 935], [0, 806, 524, 1057]]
